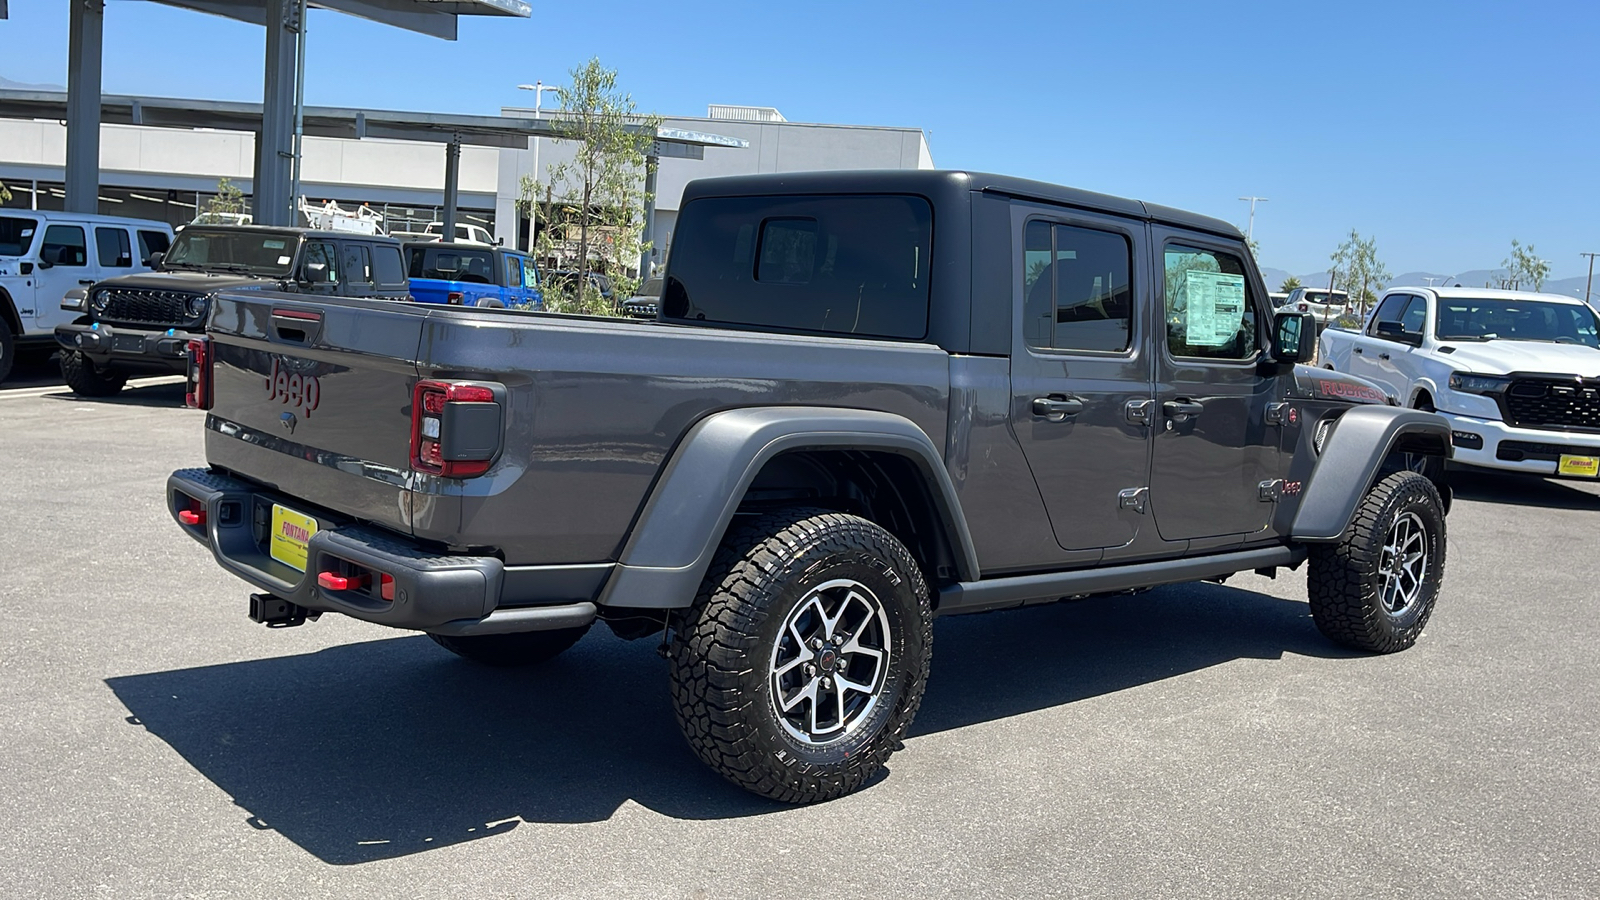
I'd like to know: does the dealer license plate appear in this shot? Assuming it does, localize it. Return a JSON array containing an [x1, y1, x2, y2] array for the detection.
[[1558, 454, 1599, 478], [270, 504, 318, 571]]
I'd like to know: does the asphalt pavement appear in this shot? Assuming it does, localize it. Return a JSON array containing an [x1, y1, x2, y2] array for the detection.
[[1, 374, 1597, 899]]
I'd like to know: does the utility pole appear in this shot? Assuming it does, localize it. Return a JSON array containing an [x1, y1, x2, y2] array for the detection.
[[1238, 196, 1269, 242], [1582, 251, 1598, 305]]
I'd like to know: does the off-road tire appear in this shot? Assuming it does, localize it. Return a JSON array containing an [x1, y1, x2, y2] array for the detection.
[[59, 350, 127, 397], [1308, 471, 1446, 653], [669, 508, 933, 803], [428, 624, 590, 667], [0, 314, 15, 384]]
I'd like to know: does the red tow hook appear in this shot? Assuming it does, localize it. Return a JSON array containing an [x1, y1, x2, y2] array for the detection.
[[317, 572, 370, 591], [178, 510, 205, 526]]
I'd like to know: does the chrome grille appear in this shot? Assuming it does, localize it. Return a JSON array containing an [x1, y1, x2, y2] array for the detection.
[[1505, 378, 1600, 432], [98, 288, 201, 328]]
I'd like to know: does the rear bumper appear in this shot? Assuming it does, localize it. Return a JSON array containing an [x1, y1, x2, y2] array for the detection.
[[55, 322, 193, 373], [167, 467, 606, 633], [1439, 412, 1600, 477]]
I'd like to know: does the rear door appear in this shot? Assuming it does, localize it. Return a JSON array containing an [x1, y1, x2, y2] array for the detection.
[[1148, 228, 1281, 545], [339, 242, 374, 297], [1349, 292, 1417, 399], [503, 254, 526, 305], [1008, 203, 1154, 555]]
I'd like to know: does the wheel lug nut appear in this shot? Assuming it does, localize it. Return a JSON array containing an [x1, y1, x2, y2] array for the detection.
[[810, 639, 823, 650]]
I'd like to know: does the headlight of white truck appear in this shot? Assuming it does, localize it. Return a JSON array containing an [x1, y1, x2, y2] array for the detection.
[[1448, 373, 1511, 395]]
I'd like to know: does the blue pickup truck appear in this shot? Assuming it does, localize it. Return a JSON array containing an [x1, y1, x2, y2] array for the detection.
[[404, 242, 542, 309]]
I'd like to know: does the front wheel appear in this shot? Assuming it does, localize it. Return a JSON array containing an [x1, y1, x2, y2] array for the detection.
[[669, 508, 933, 803], [1308, 471, 1446, 653], [59, 350, 127, 397]]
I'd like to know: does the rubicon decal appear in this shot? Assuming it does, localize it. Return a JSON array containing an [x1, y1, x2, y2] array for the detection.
[[266, 358, 321, 418], [1315, 379, 1386, 404]]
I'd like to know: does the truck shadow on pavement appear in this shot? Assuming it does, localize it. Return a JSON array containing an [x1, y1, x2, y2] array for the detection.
[[106, 581, 1349, 865], [1446, 469, 1600, 510], [43, 382, 189, 409]]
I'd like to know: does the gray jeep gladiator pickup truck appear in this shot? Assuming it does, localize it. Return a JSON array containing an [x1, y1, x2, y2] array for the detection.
[[167, 171, 1453, 803]]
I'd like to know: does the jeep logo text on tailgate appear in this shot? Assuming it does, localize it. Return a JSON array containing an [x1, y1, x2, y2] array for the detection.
[[266, 358, 321, 418]]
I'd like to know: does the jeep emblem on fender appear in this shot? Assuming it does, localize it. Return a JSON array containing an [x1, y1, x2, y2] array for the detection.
[[266, 358, 320, 419]]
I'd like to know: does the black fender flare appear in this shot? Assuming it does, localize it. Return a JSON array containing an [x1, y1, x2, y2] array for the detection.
[[1291, 405, 1453, 541], [0, 286, 23, 335], [597, 406, 980, 609]]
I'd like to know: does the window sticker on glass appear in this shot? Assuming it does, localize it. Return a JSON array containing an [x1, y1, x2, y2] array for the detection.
[[1182, 270, 1247, 348], [263, 240, 286, 249], [21, 228, 34, 237], [278, 256, 292, 265]]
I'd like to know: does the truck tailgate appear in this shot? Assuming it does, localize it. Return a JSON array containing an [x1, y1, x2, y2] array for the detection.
[[203, 292, 426, 534]]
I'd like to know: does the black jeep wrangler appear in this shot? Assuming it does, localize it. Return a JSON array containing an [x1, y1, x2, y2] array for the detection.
[[55, 226, 409, 396]]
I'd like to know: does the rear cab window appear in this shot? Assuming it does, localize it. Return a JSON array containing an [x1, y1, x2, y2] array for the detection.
[[662, 194, 933, 340], [408, 246, 496, 284], [96, 227, 133, 268]]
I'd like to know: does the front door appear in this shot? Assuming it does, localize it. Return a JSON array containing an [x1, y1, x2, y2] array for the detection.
[[32, 221, 98, 329], [1009, 207, 1154, 553], [1149, 230, 1281, 543]]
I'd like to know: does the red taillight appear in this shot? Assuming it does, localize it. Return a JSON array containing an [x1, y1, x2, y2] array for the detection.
[[1297, 302, 1309, 312], [185, 338, 213, 410], [447, 291, 464, 304], [178, 509, 205, 526], [380, 574, 395, 602], [410, 380, 503, 478]]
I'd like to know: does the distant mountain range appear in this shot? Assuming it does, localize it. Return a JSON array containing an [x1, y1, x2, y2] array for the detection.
[[0, 75, 66, 91], [1259, 266, 1596, 304]]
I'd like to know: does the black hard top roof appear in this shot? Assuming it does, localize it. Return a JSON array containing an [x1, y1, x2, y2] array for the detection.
[[679, 169, 1242, 239]]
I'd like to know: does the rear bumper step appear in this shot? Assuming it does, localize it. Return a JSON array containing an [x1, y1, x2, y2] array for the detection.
[[167, 467, 602, 634]]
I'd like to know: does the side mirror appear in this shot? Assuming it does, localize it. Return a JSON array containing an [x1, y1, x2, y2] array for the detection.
[[1272, 310, 1317, 364], [1375, 320, 1424, 347], [299, 261, 328, 283], [36, 248, 55, 269], [148, 251, 165, 270]]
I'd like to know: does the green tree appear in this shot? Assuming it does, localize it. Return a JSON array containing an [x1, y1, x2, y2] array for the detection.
[[1279, 275, 1302, 293], [1501, 239, 1549, 291], [199, 177, 245, 222], [0, 180, 11, 204], [1329, 230, 1390, 316], [519, 58, 662, 315]]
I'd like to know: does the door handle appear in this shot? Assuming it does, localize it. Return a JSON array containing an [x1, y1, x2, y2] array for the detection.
[[78, 279, 95, 285], [1163, 399, 1204, 418], [1032, 396, 1084, 419], [1378, 352, 1391, 360], [1353, 347, 1364, 354]]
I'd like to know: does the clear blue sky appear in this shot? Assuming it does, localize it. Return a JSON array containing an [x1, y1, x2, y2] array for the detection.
[[2, 0, 1597, 279]]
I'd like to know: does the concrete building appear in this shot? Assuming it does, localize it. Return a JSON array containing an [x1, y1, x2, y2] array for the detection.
[[1, 100, 933, 267]]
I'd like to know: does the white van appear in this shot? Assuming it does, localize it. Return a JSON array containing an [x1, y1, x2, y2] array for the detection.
[[0, 210, 175, 383]]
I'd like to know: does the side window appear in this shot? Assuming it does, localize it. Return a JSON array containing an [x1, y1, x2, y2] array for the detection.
[[338, 243, 372, 290], [1367, 294, 1409, 335], [41, 225, 88, 267], [522, 258, 538, 288], [1399, 296, 1428, 334], [1022, 219, 1133, 353], [505, 256, 523, 289], [370, 245, 406, 288], [137, 230, 170, 264], [1162, 244, 1258, 360], [95, 227, 133, 268], [301, 242, 340, 284]]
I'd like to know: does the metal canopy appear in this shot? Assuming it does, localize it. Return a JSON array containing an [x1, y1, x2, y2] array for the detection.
[[147, 0, 529, 40], [0, 90, 749, 152]]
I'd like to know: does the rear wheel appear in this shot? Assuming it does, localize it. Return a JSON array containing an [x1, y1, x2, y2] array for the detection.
[[427, 625, 590, 667], [669, 508, 933, 803], [1308, 471, 1446, 653], [59, 350, 127, 396]]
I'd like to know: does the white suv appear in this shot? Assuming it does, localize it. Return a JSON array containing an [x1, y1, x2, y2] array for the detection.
[[1282, 286, 1350, 327], [0, 210, 175, 383]]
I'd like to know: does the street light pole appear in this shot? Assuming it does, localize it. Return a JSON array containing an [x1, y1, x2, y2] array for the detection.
[[1582, 251, 1598, 305], [516, 81, 560, 253], [1238, 196, 1268, 242]]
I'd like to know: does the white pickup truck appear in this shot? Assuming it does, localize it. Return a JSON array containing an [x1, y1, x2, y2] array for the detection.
[[1319, 286, 1600, 478]]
